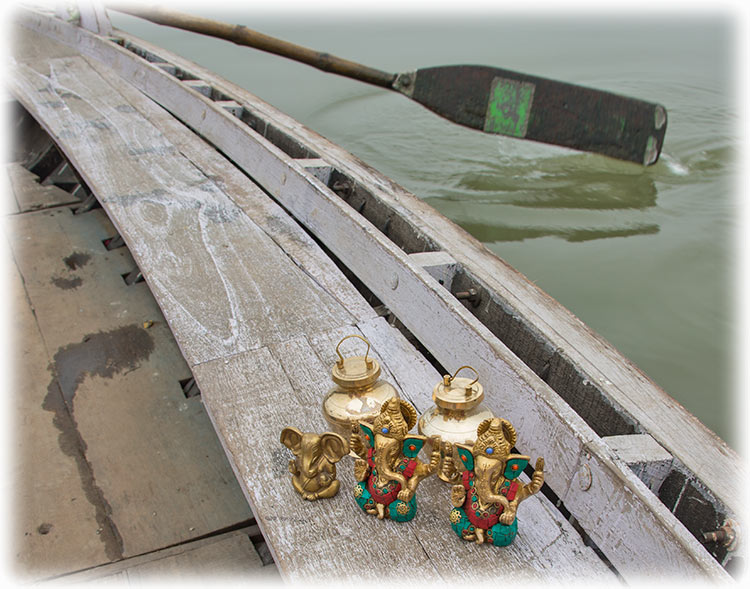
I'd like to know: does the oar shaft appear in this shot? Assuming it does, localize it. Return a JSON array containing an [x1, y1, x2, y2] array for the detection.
[[107, 4, 666, 164], [107, 3, 397, 89]]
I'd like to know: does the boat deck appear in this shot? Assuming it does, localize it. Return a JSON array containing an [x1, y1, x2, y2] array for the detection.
[[6, 22, 614, 584], [6, 156, 277, 582], [6, 7, 736, 584]]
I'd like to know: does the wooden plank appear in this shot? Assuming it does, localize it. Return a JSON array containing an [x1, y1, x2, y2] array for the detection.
[[4, 230, 110, 579], [409, 251, 458, 291], [215, 99, 243, 117], [193, 318, 615, 583], [8, 52, 357, 367], [53, 528, 276, 584], [604, 434, 674, 493], [76, 56, 376, 325], [9, 207, 149, 351], [5, 162, 81, 214], [78, 0, 112, 36], [183, 79, 212, 97], [297, 158, 334, 185], [10, 18, 81, 63], [41, 34, 727, 579], [7, 206, 253, 558]]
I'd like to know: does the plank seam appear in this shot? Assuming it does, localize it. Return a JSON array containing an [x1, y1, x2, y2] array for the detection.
[[85, 63, 365, 327], [193, 165, 363, 325]]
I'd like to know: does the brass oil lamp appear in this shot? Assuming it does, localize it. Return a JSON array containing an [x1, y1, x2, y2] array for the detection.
[[418, 365, 493, 482], [322, 335, 399, 438]]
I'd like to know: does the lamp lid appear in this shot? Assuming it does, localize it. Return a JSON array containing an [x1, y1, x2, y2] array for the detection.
[[331, 335, 381, 389], [433, 365, 484, 411]]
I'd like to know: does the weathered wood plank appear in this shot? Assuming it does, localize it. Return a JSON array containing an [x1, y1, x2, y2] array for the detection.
[[193, 318, 615, 583], [52, 528, 276, 584], [7, 206, 253, 558], [8, 52, 357, 367], [409, 251, 458, 291], [603, 434, 673, 493], [77, 0, 112, 36], [5, 162, 81, 214], [2, 164, 21, 214], [76, 56, 376, 325], [10, 19, 81, 63], [296, 158, 334, 185]]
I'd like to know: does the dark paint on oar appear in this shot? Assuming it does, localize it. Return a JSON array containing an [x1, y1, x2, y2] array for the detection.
[[396, 65, 667, 165], [108, 3, 667, 165]]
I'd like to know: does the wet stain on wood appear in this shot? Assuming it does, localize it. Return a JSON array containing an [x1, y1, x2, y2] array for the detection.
[[51, 276, 83, 290], [51, 251, 91, 289], [63, 251, 91, 270], [42, 378, 124, 561], [52, 324, 155, 406], [41, 324, 156, 560]]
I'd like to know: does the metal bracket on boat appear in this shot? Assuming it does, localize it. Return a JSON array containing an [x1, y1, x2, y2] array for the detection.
[[455, 288, 481, 308], [703, 519, 740, 552], [331, 179, 353, 199]]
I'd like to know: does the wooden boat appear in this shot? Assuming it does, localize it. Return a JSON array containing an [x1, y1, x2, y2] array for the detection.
[[7, 4, 743, 584]]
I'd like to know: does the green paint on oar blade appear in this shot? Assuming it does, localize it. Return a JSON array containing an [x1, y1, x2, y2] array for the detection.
[[408, 65, 667, 165], [484, 77, 535, 138]]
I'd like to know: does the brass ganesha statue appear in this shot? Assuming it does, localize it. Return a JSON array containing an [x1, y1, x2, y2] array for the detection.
[[280, 427, 349, 500], [350, 398, 440, 522], [449, 417, 544, 546]]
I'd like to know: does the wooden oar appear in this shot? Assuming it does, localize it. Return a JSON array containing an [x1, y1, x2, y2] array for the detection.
[[107, 4, 667, 165]]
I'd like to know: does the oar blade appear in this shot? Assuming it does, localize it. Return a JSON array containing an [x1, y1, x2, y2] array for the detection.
[[398, 65, 667, 165]]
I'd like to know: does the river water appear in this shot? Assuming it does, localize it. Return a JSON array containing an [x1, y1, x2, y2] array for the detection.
[[109, 7, 741, 449]]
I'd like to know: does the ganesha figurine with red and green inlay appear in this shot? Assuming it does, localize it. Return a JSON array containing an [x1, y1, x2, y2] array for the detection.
[[350, 397, 440, 522], [449, 417, 544, 546]]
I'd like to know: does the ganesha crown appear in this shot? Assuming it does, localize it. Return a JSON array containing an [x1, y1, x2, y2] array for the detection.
[[473, 417, 514, 458], [372, 398, 416, 439]]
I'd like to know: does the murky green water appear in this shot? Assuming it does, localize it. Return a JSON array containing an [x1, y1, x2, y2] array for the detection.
[[109, 9, 739, 448]]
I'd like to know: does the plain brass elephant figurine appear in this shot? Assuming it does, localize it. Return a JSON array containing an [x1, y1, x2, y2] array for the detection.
[[449, 417, 544, 546], [350, 398, 440, 522], [280, 427, 349, 500]]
